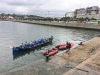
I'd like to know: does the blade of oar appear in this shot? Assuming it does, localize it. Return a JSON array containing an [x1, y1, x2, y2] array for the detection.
[[10, 46, 13, 48]]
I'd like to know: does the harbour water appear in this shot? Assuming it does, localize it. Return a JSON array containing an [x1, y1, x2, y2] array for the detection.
[[0, 21, 100, 73]]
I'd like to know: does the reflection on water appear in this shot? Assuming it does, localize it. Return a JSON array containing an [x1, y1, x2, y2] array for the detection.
[[13, 48, 35, 60], [0, 21, 100, 73]]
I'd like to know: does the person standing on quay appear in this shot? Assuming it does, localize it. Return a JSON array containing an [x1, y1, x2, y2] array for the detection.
[[66, 42, 71, 55]]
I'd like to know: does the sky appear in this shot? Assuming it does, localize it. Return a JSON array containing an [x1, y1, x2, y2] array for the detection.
[[0, 0, 100, 17]]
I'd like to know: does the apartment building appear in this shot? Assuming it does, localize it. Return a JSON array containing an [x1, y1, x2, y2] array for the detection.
[[66, 6, 100, 19], [76, 6, 100, 19], [65, 12, 75, 18]]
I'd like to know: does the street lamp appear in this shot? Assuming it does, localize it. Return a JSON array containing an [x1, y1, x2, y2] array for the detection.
[[48, 11, 49, 17]]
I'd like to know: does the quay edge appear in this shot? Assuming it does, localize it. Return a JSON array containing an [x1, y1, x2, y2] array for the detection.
[[11, 20, 100, 30]]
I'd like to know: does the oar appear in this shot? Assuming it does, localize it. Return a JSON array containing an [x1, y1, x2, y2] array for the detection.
[[10, 46, 13, 48]]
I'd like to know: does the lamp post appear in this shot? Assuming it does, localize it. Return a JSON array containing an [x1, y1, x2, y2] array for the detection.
[[47, 11, 50, 21], [48, 11, 49, 17]]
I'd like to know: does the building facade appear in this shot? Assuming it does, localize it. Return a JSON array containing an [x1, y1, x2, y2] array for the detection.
[[66, 6, 100, 19], [65, 12, 75, 18], [76, 6, 100, 19], [99, 8, 100, 14]]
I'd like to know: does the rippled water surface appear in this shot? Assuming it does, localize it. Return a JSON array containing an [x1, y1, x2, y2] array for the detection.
[[0, 21, 100, 73]]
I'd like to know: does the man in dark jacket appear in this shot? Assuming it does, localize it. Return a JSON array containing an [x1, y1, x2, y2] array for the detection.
[[66, 42, 71, 55]]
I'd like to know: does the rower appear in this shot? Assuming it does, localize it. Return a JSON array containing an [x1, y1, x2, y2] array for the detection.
[[41, 38, 44, 44], [31, 42, 34, 47], [30, 41, 33, 47], [24, 42, 28, 48], [38, 39, 42, 45], [20, 43, 24, 48], [36, 40, 39, 46], [27, 42, 31, 48], [49, 35, 53, 41]]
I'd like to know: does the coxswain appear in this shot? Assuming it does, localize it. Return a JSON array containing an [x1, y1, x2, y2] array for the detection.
[[51, 35, 53, 39]]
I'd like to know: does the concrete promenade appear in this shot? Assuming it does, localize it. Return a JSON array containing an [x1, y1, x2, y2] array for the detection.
[[1, 37, 100, 75], [12, 20, 100, 30]]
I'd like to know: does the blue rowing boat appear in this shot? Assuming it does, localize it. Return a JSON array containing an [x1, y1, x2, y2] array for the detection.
[[12, 37, 53, 54]]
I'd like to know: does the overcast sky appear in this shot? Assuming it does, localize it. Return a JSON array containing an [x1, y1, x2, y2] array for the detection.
[[0, 0, 100, 17]]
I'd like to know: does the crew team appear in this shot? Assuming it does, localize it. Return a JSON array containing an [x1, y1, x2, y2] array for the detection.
[[19, 38, 50, 49]]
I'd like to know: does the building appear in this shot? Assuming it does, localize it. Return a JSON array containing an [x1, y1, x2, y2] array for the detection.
[[74, 6, 100, 19], [75, 8, 86, 18], [86, 6, 98, 15], [99, 8, 100, 14], [65, 12, 75, 18], [8, 16, 14, 19]]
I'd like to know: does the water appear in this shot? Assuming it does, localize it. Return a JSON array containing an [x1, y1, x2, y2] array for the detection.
[[0, 21, 100, 73]]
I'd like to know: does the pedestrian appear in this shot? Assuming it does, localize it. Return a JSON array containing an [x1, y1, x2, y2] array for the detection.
[[47, 49, 50, 55], [66, 42, 71, 55], [79, 42, 84, 46], [66, 41, 69, 46], [46, 55, 49, 62], [66, 41, 69, 50]]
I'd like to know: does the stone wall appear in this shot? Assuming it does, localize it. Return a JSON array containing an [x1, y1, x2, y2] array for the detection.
[[13, 20, 100, 30]]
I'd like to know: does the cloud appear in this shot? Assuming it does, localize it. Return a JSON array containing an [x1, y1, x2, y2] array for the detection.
[[0, 0, 44, 6], [0, 0, 100, 17]]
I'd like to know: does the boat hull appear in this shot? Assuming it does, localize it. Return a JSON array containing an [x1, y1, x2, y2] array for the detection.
[[43, 48, 58, 56], [56, 43, 74, 50]]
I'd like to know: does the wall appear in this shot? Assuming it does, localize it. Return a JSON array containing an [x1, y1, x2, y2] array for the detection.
[[13, 20, 100, 30]]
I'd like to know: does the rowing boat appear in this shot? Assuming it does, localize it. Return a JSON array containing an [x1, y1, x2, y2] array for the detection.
[[12, 37, 53, 54]]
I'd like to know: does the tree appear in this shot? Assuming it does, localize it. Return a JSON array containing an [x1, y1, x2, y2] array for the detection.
[[91, 17, 96, 20]]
